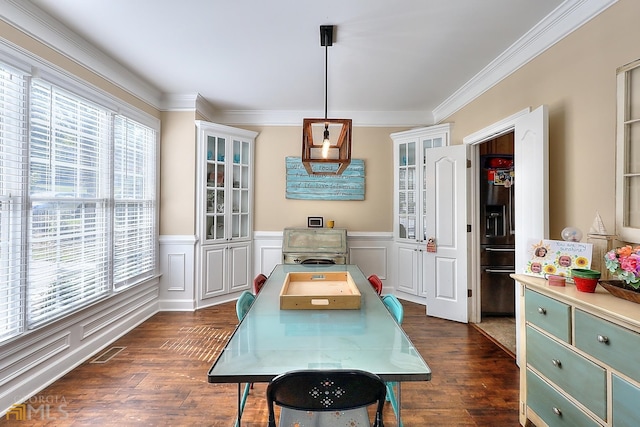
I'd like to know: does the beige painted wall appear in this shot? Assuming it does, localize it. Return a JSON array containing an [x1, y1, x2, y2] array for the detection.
[[4, 0, 638, 240], [444, 0, 637, 240], [159, 111, 196, 235], [252, 126, 403, 232], [159, 120, 403, 234]]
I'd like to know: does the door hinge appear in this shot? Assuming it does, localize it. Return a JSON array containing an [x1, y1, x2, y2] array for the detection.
[[467, 224, 471, 232], [467, 289, 472, 298], [467, 159, 471, 168]]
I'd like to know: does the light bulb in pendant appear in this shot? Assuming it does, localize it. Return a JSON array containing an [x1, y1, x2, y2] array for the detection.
[[321, 125, 330, 158]]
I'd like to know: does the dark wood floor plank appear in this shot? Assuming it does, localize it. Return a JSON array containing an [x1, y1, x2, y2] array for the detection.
[[0, 300, 520, 426]]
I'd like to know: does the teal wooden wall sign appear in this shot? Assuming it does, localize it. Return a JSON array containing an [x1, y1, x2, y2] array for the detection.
[[285, 157, 365, 200]]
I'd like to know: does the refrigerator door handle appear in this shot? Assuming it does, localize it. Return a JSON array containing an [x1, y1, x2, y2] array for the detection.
[[485, 247, 515, 252], [485, 268, 516, 274]]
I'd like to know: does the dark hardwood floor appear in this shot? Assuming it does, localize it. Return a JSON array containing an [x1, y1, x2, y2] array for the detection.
[[1, 300, 520, 426]]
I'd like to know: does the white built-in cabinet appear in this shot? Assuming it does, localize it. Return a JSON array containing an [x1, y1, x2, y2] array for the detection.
[[195, 121, 258, 306], [391, 124, 450, 298]]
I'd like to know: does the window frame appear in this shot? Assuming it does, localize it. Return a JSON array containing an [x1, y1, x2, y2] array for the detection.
[[0, 48, 160, 343], [616, 58, 640, 243]]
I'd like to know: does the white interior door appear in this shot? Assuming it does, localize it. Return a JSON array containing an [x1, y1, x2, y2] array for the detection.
[[514, 105, 549, 274], [424, 144, 468, 323], [513, 105, 549, 363]]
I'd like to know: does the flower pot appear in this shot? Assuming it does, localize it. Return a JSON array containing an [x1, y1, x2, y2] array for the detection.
[[574, 276, 599, 293], [571, 268, 601, 293], [599, 280, 640, 304], [571, 268, 601, 279]]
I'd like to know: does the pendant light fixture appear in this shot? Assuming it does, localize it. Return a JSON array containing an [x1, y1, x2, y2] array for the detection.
[[302, 25, 352, 175]]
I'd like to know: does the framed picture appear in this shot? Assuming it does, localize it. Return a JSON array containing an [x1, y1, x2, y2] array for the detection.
[[307, 217, 323, 228]]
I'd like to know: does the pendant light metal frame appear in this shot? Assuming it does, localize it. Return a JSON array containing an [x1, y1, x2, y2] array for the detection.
[[302, 25, 352, 176]]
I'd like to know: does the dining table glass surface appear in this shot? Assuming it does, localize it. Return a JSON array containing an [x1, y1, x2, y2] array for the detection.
[[207, 264, 431, 383]]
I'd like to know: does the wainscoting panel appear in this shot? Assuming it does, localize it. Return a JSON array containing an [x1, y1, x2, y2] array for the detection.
[[349, 247, 388, 279], [0, 280, 159, 415], [167, 253, 186, 291], [80, 285, 160, 340], [158, 235, 197, 311], [0, 331, 70, 388], [347, 232, 394, 293], [253, 231, 284, 277]]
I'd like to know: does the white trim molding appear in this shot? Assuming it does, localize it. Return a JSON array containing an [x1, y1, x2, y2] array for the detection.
[[1, 0, 617, 126], [433, 0, 618, 123], [463, 108, 531, 145], [158, 235, 197, 311], [0, 280, 159, 416], [0, 0, 163, 109]]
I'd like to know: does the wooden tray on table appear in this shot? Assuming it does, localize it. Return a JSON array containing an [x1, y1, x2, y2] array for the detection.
[[279, 272, 361, 310]]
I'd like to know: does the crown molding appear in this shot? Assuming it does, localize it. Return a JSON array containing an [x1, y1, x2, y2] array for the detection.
[[1, 0, 617, 127], [210, 109, 432, 127], [432, 0, 618, 123], [0, 0, 163, 109]]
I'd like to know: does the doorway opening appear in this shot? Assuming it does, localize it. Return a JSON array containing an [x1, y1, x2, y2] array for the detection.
[[475, 131, 516, 356], [464, 105, 548, 364]]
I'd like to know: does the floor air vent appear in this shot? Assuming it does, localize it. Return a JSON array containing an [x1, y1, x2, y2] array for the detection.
[[90, 346, 126, 364]]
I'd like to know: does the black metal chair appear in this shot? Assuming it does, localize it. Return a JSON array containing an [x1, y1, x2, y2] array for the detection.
[[266, 369, 386, 427]]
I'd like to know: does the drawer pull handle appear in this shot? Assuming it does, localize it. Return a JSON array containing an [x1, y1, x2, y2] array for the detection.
[[537, 307, 546, 315], [597, 335, 609, 344], [551, 359, 562, 368], [552, 407, 562, 416]]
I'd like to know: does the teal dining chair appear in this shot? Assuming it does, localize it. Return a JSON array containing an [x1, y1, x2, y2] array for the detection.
[[382, 294, 404, 324], [235, 290, 255, 426], [236, 290, 255, 322], [381, 294, 404, 425]]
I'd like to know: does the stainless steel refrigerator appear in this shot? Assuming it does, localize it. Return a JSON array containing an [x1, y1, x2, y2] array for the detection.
[[480, 155, 515, 316]]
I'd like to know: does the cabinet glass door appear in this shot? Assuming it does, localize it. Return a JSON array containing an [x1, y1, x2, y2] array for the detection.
[[231, 138, 251, 239], [205, 135, 226, 241], [398, 141, 416, 240]]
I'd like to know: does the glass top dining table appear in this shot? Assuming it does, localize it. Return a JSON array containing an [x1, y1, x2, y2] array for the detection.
[[207, 264, 431, 383], [207, 264, 431, 426]]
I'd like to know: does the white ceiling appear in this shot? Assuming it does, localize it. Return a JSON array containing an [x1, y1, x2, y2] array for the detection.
[[15, 0, 601, 125]]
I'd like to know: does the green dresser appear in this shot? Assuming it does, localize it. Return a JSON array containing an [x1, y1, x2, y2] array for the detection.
[[527, 369, 601, 427], [515, 274, 640, 427]]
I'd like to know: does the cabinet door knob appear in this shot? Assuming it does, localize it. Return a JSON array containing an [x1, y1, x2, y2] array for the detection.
[[597, 335, 609, 344], [537, 307, 546, 315], [552, 407, 562, 416], [551, 359, 562, 368]]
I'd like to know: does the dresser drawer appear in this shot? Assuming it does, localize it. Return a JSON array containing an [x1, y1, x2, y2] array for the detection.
[[525, 288, 571, 343], [527, 369, 601, 427], [612, 374, 640, 427], [575, 309, 640, 383], [526, 325, 607, 419]]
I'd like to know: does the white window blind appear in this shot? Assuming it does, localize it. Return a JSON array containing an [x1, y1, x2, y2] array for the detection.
[[0, 55, 158, 342], [28, 80, 112, 326], [113, 116, 156, 289], [0, 64, 27, 343]]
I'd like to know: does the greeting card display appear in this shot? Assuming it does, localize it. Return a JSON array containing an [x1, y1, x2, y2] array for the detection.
[[524, 239, 593, 278]]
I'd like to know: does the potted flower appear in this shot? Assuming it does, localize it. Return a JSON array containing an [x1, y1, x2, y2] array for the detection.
[[602, 245, 640, 303]]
